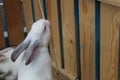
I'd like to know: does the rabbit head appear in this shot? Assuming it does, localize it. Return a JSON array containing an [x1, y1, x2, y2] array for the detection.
[[11, 19, 50, 65]]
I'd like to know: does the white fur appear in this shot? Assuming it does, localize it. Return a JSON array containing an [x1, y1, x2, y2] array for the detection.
[[13, 19, 52, 80], [0, 19, 52, 80], [18, 47, 52, 80], [0, 48, 22, 80]]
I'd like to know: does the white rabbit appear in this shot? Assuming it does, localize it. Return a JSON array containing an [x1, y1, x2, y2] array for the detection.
[[11, 19, 52, 80], [0, 47, 20, 80]]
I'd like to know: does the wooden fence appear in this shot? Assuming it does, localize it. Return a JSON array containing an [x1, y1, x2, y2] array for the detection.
[[0, 0, 120, 80], [0, 0, 24, 48]]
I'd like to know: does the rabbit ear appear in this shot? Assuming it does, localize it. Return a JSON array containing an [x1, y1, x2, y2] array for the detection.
[[11, 40, 30, 62], [24, 40, 40, 65]]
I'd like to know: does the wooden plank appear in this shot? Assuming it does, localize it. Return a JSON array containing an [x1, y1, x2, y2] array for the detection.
[[46, 0, 62, 67], [79, 0, 95, 80], [52, 63, 76, 80], [60, 0, 77, 77], [98, 0, 120, 7], [33, 0, 42, 20], [22, 0, 33, 31], [0, 6, 6, 49], [100, 2, 120, 80], [4, 0, 24, 46]]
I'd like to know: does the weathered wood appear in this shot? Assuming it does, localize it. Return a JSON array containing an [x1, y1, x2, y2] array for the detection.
[[47, 0, 62, 67], [4, 0, 24, 46], [79, 0, 95, 80], [60, 0, 77, 77], [0, 6, 5, 49], [99, 0, 120, 7], [100, 2, 120, 80], [33, 0, 42, 20], [22, 0, 33, 31]]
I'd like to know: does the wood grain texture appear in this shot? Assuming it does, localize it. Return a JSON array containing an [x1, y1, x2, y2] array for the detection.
[[100, 2, 120, 80], [60, 0, 77, 77], [4, 0, 24, 46], [79, 0, 95, 80], [99, 0, 120, 7], [52, 63, 76, 80], [22, 0, 33, 31], [46, 0, 61, 67], [33, 0, 42, 20], [0, 6, 6, 49]]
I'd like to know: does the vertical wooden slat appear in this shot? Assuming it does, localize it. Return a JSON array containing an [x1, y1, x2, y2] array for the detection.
[[0, 6, 6, 49], [22, 0, 33, 31], [79, 0, 95, 80], [47, 0, 62, 80], [101, 2, 120, 80], [4, 0, 24, 46], [61, 0, 77, 77], [33, 0, 42, 20], [47, 0, 61, 67]]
